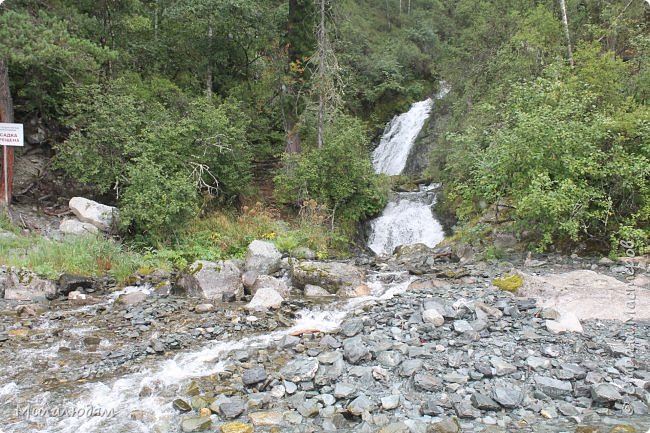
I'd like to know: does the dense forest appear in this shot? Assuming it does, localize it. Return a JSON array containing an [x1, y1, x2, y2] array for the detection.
[[1, 0, 649, 257]]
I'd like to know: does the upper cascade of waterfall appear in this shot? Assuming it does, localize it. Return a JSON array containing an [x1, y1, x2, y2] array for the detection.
[[372, 83, 450, 176]]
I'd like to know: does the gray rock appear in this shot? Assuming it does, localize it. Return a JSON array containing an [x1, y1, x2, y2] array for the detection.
[[59, 218, 99, 235], [242, 270, 258, 289], [376, 351, 402, 368], [297, 399, 321, 417], [591, 383, 623, 403], [180, 416, 211, 432], [219, 398, 245, 418], [245, 240, 282, 275], [250, 275, 290, 297], [454, 400, 480, 419], [427, 417, 460, 433], [343, 336, 371, 364], [422, 308, 445, 326], [453, 320, 473, 333], [280, 357, 320, 382], [491, 356, 517, 376], [347, 394, 375, 416], [3, 271, 57, 301], [304, 284, 332, 297], [180, 260, 244, 301], [381, 395, 400, 410], [246, 287, 284, 311], [334, 382, 356, 398], [340, 318, 364, 337], [379, 422, 409, 433], [556, 401, 580, 416], [116, 291, 148, 305], [242, 366, 267, 386], [471, 392, 500, 411], [533, 375, 573, 398], [194, 303, 214, 313], [442, 372, 469, 384], [492, 385, 523, 408], [526, 356, 551, 370], [414, 373, 442, 391], [292, 260, 367, 296], [173, 399, 192, 412], [69, 197, 119, 232], [400, 359, 424, 377]]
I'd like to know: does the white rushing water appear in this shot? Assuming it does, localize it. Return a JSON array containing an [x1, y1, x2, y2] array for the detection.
[[368, 84, 449, 255], [4, 272, 413, 433], [368, 191, 445, 255]]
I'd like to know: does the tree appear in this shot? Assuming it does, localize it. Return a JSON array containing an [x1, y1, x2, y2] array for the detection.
[[558, 0, 574, 66], [0, 58, 14, 206]]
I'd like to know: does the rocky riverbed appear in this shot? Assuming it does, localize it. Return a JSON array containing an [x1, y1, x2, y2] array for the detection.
[[0, 243, 649, 433]]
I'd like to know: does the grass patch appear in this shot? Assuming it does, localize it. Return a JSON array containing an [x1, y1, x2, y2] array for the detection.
[[142, 204, 350, 267], [0, 231, 163, 284]]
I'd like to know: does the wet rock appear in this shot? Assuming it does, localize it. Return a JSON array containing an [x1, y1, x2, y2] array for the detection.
[[304, 284, 332, 297], [180, 416, 211, 432], [245, 240, 282, 275], [242, 270, 258, 289], [246, 287, 284, 311], [220, 422, 254, 433], [591, 383, 623, 403], [179, 260, 244, 301], [69, 197, 119, 231], [280, 356, 319, 382], [57, 274, 96, 297], [172, 400, 189, 414], [243, 366, 267, 386], [343, 336, 371, 364]]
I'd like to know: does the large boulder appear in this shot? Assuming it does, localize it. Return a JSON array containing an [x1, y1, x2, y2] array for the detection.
[[249, 275, 290, 297], [391, 244, 459, 275], [246, 287, 284, 311], [59, 219, 99, 235], [69, 197, 119, 232], [177, 260, 244, 301], [244, 240, 282, 275], [292, 261, 368, 297], [3, 270, 57, 301]]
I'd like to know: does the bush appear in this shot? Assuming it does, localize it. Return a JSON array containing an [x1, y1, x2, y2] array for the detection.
[[274, 115, 389, 225], [54, 76, 251, 242]]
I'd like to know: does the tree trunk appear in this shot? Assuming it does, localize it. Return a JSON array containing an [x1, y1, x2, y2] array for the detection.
[[0, 59, 14, 207], [316, 0, 326, 148], [206, 23, 213, 102], [559, 0, 574, 66]]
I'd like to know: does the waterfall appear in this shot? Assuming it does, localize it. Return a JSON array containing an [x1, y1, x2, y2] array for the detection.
[[368, 85, 449, 256]]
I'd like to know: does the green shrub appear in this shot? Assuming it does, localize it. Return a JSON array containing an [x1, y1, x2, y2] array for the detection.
[[274, 114, 389, 225]]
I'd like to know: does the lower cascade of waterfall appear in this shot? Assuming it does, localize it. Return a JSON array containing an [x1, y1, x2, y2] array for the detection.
[[367, 187, 444, 256]]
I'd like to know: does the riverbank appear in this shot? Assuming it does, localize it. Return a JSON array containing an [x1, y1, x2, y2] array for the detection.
[[1, 240, 648, 433]]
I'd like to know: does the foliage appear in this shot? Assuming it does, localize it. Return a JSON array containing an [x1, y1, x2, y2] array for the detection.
[[54, 76, 251, 241], [274, 114, 389, 224], [0, 231, 160, 284]]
